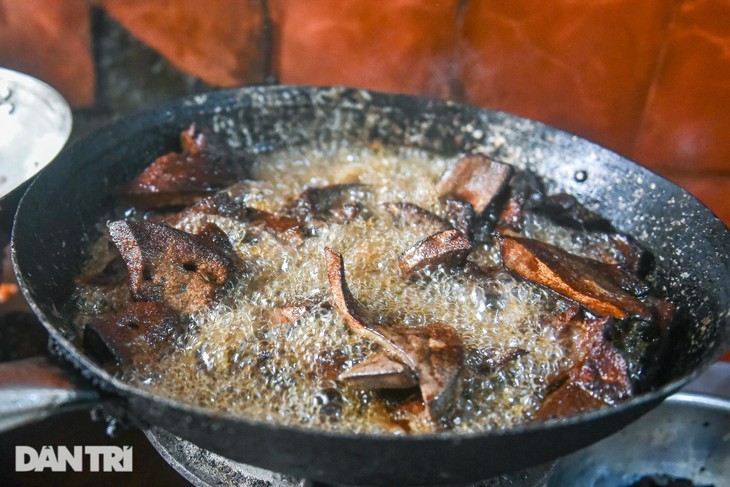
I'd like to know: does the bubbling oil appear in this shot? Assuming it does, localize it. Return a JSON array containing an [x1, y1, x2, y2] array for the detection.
[[74, 142, 601, 434]]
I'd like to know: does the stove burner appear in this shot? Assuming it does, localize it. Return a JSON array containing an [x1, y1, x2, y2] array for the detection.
[[145, 427, 555, 487]]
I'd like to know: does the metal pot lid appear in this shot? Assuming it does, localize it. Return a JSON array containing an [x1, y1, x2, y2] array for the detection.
[[0, 67, 72, 199]]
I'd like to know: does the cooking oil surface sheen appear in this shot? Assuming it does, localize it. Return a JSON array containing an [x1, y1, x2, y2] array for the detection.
[[75, 143, 602, 434]]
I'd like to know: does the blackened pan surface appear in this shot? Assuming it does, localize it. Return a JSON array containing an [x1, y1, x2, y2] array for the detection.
[[11, 86, 730, 485]]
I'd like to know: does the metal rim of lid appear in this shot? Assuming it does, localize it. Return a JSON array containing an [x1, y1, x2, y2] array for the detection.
[[0, 67, 72, 199]]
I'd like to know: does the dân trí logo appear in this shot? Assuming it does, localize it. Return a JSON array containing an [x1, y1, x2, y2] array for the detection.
[[15, 445, 133, 472]]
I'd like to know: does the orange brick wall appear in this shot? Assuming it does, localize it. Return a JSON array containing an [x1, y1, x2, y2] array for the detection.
[[0, 0, 94, 106]]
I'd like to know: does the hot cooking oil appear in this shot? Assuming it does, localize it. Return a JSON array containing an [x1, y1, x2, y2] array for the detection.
[[74, 142, 622, 434]]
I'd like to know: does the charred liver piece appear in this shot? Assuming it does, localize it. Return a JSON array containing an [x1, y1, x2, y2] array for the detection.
[[399, 229, 472, 278], [572, 318, 633, 403], [166, 191, 248, 227], [170, 189, 306, 246], [325, 247, 377, 335], [325, 246, 414, 368], [536, 193, 614, 232], [325, 247, 464, 420], [533, 377, 607, 421], [436, 154, 513, 214], [107, 220, 240, 314], [541, 304, 584, 337], [387, 323, 464, 420], [598, 262, 651, 297], [84, 301, 181, 368], [192, 222, 248, 271], [496, 170, 544, 232], [500, 236, 651, 320], [248, 209, 306, 246], [466, 347, 528, 375], [543, 318, 632, 420], [119, 124, 245, 209], [286, 184, 366, 232], [355, 322, 464, 420], [339, 352, 418, 390], [535, 316, 632, 421]]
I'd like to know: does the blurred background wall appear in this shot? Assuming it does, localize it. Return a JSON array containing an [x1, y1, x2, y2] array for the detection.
[[0, 0, 728, 224]]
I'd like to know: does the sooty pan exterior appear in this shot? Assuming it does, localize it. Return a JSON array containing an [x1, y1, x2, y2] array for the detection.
[[11, 86, 730, 485]]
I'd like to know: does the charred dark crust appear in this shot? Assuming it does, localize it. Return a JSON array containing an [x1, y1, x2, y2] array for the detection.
[[107, 220, 241, 314], [535, 193, 614, 232], [84, 301, 182, 369], [118, 124, 247, 210]]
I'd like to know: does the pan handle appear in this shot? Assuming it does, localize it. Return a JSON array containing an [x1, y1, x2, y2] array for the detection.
[[0, 356, 100, 433]]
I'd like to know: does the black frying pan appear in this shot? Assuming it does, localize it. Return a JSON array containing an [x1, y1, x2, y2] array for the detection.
[[4, 86, 730, 486]]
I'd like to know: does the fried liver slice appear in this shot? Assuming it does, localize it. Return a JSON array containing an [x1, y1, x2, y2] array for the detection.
[[339, 352, 418, 390], [496, 170, 544, 232], [165, 191, 249, 227], [193, 222, 233, 251], [533, 378, 607, 421], [167, 188, 305, 246], [324, 247, 376, 335], [465, 347, 528, 375], [285, 183, 366, 232], [384, 202, 450, 234], [384, 200, 474, 238], [119, 124, 244, 209], [248, 209, 306, 246], [390, 323, 464, 420], [399, 229, 472, 278], [500, 236, 651, 319], [325, 247, 464, 420], [436, 154, 513, 214], [107, 220, 240, 314], [84, 301, 181, 368], [571, 318, 633, 403], [536, 193, 614, 232], [535, 317, 632, 420]]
